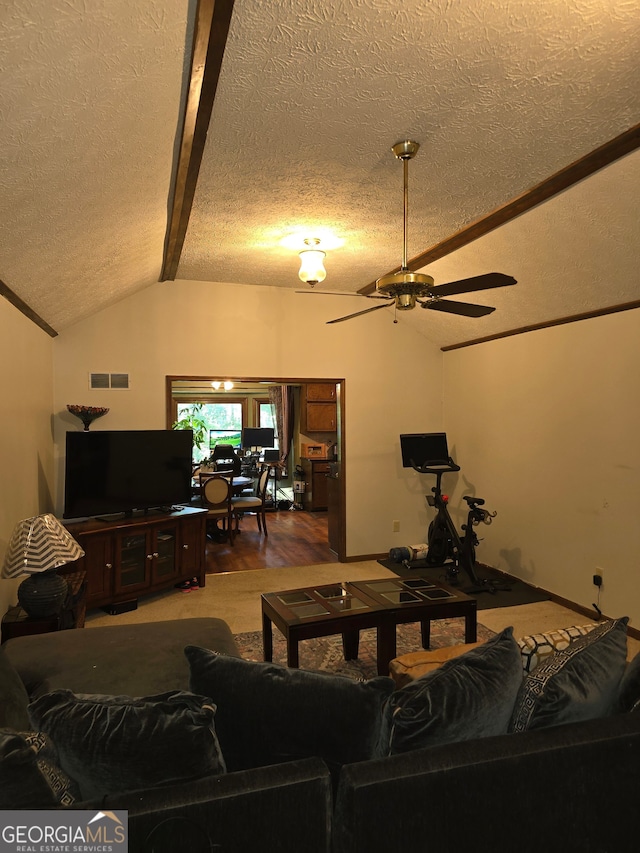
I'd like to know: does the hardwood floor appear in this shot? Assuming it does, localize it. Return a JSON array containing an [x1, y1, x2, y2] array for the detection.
[[205, 509, 334, 573]]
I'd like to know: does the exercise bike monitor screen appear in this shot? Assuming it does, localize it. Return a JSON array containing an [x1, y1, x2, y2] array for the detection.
[[400, 433, 450, 468]]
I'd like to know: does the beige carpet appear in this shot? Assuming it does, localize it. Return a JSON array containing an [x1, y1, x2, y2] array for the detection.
[[85, 561, 397, 635], [83, 561, 627, 656]]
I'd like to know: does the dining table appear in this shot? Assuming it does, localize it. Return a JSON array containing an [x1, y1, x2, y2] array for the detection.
[[192, 473, 254, 497]]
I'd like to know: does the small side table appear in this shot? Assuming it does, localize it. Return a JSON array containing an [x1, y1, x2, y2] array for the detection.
[[1, 570, 87, 644]]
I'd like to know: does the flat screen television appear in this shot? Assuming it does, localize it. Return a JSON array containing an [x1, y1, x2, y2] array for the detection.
[[400, 433, 450, 468], [241, 427, 275, 449], [63, 430, 193, 519]]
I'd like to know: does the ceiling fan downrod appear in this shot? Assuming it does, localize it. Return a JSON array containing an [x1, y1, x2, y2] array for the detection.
[[392, 140, 419, 272], [375, 140, 435, 308]]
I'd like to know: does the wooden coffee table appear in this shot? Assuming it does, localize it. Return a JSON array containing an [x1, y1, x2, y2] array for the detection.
[[261, 577, 477, 676], [261, 582, 382, 669], [347, 577, 477, 671]]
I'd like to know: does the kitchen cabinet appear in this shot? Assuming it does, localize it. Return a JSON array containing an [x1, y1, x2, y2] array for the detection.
[[303, 384, 337, 432], [302, 460, 330, 511]]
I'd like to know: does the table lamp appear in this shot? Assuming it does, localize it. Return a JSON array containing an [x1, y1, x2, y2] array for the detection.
[[2, 514, 84, 618]]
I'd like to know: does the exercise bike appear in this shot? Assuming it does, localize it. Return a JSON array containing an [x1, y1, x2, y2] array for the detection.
[[410, 458, 508, 594]]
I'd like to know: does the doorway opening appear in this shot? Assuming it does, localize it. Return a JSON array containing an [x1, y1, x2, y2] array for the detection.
[[166, 375, 345, 563]]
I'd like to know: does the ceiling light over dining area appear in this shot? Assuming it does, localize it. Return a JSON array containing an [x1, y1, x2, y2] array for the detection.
[[211, 381, 234, 391]]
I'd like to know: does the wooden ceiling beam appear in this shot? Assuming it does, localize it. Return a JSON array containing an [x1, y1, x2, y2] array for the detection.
[[359, 122, 640, 295], [0, 278, 58, 337], [160, 0, 235, 282]]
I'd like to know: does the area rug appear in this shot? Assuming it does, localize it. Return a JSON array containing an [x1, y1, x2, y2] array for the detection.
[[378, 559, 550, 610], [234, 618, 495, 681]]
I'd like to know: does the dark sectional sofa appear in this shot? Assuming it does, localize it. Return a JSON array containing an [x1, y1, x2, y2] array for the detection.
[[2, 616, 640, 852]]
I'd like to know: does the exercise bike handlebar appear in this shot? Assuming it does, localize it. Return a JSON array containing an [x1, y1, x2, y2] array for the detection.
[[410, 458, 460, 475]]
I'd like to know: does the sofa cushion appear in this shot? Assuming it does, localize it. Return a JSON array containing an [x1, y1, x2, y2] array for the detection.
[[28, 689, 226, 801], [509, 617, 629, 734], [3, 617, 239, 698], [0, 729, 79, 808], [517, 624, 597, 673], [0, 647, 31, 730], [379, 627, 523, 756], [185, 646, 394, 775]]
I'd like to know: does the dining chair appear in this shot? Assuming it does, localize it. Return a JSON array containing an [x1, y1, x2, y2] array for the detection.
[[231, 468, 270, 536], [200, 473, 235, 545]]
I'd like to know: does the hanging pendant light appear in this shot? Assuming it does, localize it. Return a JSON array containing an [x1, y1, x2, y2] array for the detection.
[[298, 238, 326, 286]]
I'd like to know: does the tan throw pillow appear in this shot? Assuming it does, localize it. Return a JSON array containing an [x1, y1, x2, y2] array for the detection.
[[389, 642, 483, 688]]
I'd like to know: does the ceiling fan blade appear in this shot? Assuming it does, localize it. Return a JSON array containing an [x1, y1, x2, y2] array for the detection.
[[296, 290, 391, 300], [296, 290, 362, 296], [327, 302, 394, 324], [429, 272, 516, 297], [422, 299, 496, 317]]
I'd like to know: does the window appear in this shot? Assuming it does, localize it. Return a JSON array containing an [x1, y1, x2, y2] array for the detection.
[[175, 399, 246, 462], [256, 399, 278, 449]]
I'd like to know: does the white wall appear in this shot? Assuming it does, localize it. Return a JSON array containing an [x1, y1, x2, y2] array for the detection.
[[0, 297, 55, 614], [52, 280, 445, 556], [443, 309, 640, 627]]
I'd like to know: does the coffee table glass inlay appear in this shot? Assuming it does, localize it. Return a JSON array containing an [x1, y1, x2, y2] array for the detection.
[[261, 577, 477, 675]]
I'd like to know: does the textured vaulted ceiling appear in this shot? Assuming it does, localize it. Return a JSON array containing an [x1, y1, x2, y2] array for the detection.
[[1, 0, 639, 346]]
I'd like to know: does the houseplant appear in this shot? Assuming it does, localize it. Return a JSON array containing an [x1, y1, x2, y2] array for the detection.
[[172, 403, 209, 462]]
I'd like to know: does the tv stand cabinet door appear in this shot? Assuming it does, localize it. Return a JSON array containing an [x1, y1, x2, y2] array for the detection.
[[150, 524, 180, 586], [75, 532, 114, 607], [113, 530, 153, 596], [178, 516, 205, 584]]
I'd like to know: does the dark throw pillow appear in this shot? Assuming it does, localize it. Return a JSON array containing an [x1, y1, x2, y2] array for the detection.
[[509, 617, 629, 733], [617, 648, 640, 713], [0, 647, 31, 731], [379, 627, 523, 756], [185, 645, 394, 774], [0, 728, 80, 808], [28, 689, 226, 801]]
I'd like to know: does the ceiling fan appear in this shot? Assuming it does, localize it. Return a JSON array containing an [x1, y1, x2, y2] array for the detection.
[[298, 140, 516, 324]]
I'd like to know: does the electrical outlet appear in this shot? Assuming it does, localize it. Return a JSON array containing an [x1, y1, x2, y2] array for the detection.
[[593, 568, 604, 587], [392, 520, 400, 533]]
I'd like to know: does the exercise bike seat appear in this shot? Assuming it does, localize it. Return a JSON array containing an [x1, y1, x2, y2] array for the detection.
[[463, 496, 485, 506]]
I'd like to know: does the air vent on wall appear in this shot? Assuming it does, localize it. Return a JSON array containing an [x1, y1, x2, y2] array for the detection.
[[90, 373, 130, 390]]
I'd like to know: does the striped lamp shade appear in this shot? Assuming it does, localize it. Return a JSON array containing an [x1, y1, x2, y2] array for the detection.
[[2, 514, 84, 578]]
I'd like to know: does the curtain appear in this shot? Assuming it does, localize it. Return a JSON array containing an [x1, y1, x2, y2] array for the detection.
[[268, 385, 294, 462]]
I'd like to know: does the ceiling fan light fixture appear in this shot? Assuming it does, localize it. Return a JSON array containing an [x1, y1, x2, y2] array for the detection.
[[298, 238, 326, 287], [375, 270, 434, 298]]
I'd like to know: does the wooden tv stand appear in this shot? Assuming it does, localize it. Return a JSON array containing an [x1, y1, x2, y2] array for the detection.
[[63, 507, 207, 611]]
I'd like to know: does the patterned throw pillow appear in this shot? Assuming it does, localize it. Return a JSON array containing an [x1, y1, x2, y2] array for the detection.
[[28, 689, 226, 801], [509, 617, 628, 734], [517, 624, 598, 673], [0, 729, 79, 808]]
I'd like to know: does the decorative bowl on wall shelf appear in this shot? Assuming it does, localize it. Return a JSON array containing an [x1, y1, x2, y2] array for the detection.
[[67, 405, 110, 431]]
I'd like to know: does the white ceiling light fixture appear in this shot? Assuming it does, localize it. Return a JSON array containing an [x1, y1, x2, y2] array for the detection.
[[211, 380, 234, 391], [298, 238, 327, 287]]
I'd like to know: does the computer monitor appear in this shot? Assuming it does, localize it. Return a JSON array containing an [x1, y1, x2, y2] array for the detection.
[[263, 449, 280, 462], [241, 427, 275, 449], [400, 433, 450, 468]]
